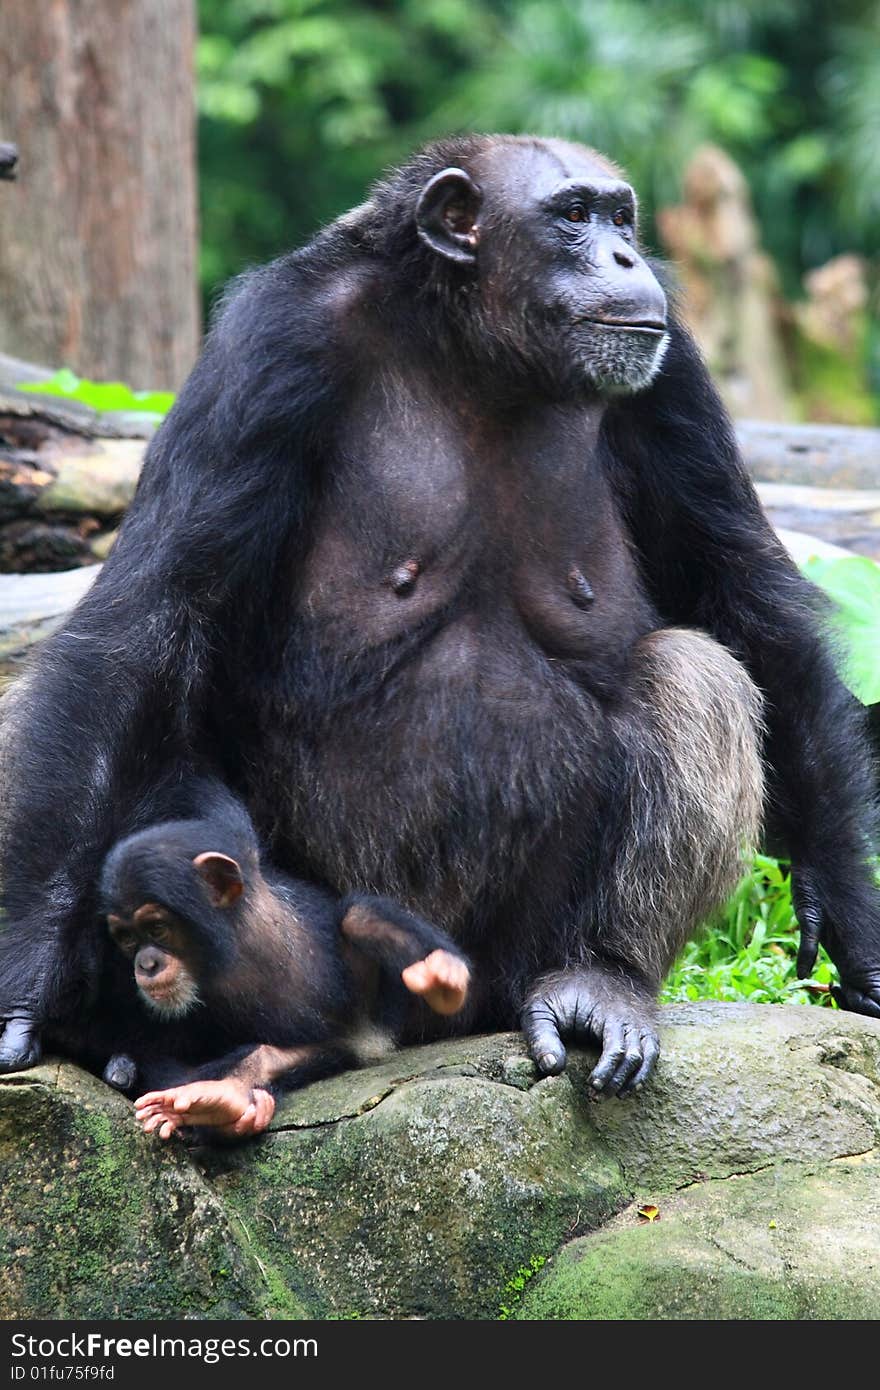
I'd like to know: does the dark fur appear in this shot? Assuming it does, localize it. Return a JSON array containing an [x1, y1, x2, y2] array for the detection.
[[0, 134, 878, 1094], [98, 783, 468, 1094]]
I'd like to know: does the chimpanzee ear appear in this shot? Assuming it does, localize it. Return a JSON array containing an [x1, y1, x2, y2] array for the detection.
[[193, 852, 244, 908], [415, 168, 482, 266]]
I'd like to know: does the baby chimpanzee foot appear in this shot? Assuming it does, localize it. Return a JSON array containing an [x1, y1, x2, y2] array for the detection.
[[135, 1079, 276, 1140], [401, 949, 470, 1015]]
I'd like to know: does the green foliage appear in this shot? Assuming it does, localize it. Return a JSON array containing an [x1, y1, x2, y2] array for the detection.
[[662, 854, 839, 1005], [18, 369, 175, 419], [792, 321, 877, 426], [802, 553, 880, 705], [498, 1253, 547, 1319], [197, 0, 880, 318]]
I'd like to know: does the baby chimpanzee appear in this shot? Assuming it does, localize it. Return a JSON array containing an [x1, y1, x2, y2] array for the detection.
[[99, 789, 470, 1141]]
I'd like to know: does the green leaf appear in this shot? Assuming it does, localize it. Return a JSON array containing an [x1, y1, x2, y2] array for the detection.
[[16, 370, 174, 419], [802, 554, 880, 705]]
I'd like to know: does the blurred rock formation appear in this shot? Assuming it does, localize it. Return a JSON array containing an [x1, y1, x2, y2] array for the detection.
[[657, 144, 793, 421]]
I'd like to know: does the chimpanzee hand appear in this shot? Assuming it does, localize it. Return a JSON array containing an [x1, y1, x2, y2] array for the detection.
[[521, 967, 660, 1098], [0, 1014, 42, 1072], [103, 1053, 138, 1092], [793, 864, 880, 1019]]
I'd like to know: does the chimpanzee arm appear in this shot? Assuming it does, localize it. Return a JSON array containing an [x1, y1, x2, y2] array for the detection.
[[0, 251, 346, 1069], [602, 315, 880, 1015]]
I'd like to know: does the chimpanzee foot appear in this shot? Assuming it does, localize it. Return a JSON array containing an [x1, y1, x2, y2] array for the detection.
[[135, 1079, 276, 1141], [521, 968, 660, 1098], [401, 949, 470, 1015], [833, 975, 880, 1019], [0, 1015, 42, 1073], [792, 866, 880, 1019], [103, 1053, 138, 1092]]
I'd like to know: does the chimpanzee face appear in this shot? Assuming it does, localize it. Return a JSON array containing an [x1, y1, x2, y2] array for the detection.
[[108, 904, 202, 1018], [415, 138, 669, 395], [105, 850, 245, 1018]]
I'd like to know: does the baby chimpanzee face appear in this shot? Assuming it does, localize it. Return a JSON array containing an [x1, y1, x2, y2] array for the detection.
[[108, 905, 202, 1018]]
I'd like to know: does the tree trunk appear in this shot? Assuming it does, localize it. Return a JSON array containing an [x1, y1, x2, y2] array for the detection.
[[0, 0, 199, 390]]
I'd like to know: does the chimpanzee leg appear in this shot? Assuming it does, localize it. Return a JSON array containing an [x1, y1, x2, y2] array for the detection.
[[340, 894, 472, 1019], [340, 895, 469, 971], [522, 628, 764, 1096], [134, 1042, 357, 1141]]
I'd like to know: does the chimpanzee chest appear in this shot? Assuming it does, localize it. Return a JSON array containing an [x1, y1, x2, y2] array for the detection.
[[251, 385, 661, 906], [295, 383, 656, 694]]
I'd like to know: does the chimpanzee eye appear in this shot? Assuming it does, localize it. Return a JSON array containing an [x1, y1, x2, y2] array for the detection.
[[613, 208, 632, 228], [564, 203, 588, 223]]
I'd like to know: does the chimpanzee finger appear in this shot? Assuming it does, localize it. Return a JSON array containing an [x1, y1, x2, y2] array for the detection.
[[796, 915, 822, 978], [230, 1101, 259, 1136], [589, 1018, 627, 1092], [135, 1090, 176, 1111], [134, 1104, 166, 1122], [141, 1111, 175, 1135], [604, 1025, 644, 1096], [226, 1091, 275, 1136], [833, 984, 880, 1018], [253, 1089, 276, 1131], [103, 1053, 138, 1092], [521, 998, 567, 1075], [792, 869, 823, 978], [618, 1030, 660, 1097], [0, 1015, 42, 1072]]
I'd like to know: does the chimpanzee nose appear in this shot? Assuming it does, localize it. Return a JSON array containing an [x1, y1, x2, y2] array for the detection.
[[135, 946, 164, 979], [595, 244, 668, 330]]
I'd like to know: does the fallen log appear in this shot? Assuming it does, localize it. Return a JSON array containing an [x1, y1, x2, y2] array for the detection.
[[0, 352, 156, 572], [736, 419, 880, 490]]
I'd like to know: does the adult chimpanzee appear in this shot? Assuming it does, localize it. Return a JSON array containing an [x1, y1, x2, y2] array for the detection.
[[99, 786, 469, 1139], [1, 134, 879, 1100]]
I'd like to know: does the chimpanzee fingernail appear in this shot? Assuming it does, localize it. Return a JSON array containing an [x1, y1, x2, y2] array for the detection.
[[539, 1052, 560, 1072], [591, 1076, 605, 1090]]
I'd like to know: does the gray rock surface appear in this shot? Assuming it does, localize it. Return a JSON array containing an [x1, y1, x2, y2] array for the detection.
[[2, 1002, 880, 1320]]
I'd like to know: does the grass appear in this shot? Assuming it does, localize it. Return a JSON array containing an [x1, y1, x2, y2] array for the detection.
[[661, 853, 840, 1007]]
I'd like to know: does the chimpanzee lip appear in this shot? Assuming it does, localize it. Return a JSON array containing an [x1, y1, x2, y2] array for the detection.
[[141, 984, 173, 1001], [582, 316, 668, 334]]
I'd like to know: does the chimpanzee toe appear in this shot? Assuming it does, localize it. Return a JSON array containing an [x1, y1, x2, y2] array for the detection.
[[0, 1017, 42, 1073]]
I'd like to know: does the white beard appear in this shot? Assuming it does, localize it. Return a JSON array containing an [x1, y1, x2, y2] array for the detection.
[[580, 327, 670, 395]]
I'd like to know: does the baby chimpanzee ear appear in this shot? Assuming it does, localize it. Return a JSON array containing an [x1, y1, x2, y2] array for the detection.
[[193, 852, 244, 908]]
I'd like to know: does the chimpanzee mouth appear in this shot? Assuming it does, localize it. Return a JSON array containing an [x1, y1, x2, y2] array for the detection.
[[574, 318, 671, 395], [140, 980, 202, 1019], [582, 317, 668, 335]]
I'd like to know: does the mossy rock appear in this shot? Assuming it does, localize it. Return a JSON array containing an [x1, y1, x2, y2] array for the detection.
[[515, 1158, 880, 1319], [199, 1035, 628, 1319], [2, 1004, 880, 1319], [0, 1062, 298, 1319]]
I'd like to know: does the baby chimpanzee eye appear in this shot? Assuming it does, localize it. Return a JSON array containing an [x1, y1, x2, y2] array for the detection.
[[564, 203, 588, 223]]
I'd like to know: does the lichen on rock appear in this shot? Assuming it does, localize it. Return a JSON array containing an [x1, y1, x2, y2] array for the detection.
[[2, 1003, 880, 1320]]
